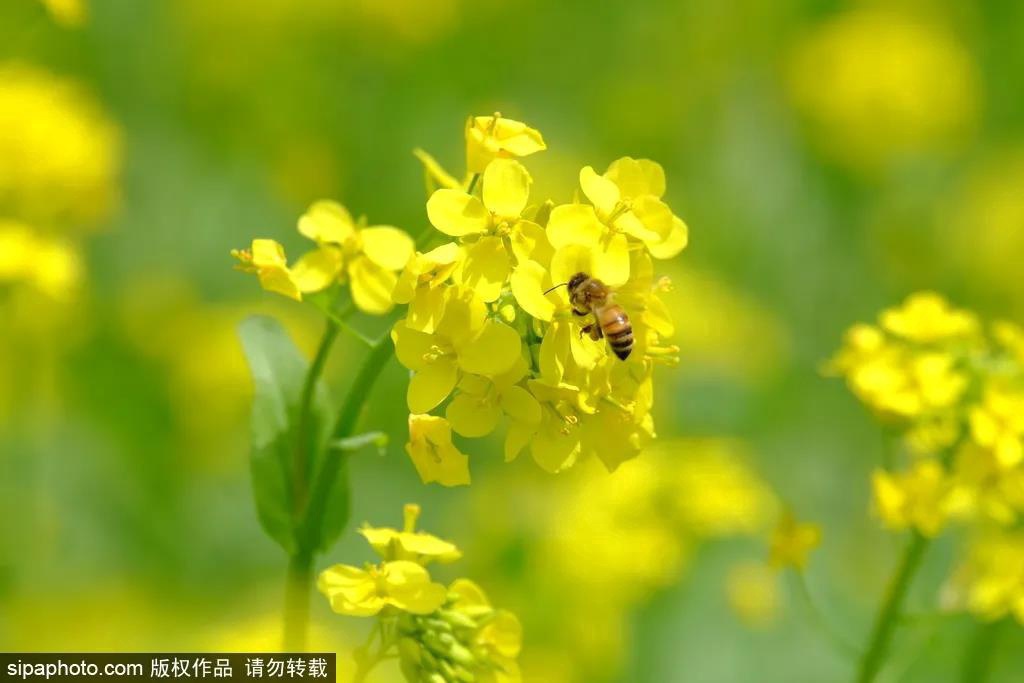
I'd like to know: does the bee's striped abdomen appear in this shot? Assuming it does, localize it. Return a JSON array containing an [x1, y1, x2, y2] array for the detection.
[[599, 305, 633, 360]]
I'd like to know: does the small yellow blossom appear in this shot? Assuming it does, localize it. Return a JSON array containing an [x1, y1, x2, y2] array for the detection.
[[425, 158, 547, 301], [0, 63, 120, 228], [947, 531, 1024, 624], [392, 242, 463, 333], [392, 289, 521, 414], [0, 220, 82, 299], [969, 385, 1024, 469], [768, 512, 821, 571], [39, 0, 87, 26], [788, 8, 977, 170], [872, 460, 954, 537], [293, 200, 413, 314], [405, 414, 471, 487], [880, 292, 978, 344], [358, 503, 462, 565], [726, 561, 780, 628], [230, 239, 301, 301], [465, 113, 546, 174], [950, 444, 1024, 525], [317, 560, 447, 617]]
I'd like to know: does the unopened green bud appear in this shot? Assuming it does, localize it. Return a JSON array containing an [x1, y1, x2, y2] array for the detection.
[[440, 609, 478, 630]]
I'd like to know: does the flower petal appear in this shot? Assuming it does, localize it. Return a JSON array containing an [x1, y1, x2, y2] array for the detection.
[[605, 157, 666, 199], [446, 391, 502, 438], [408, 359, 459, 414], [291, 246, 342, 293], [349, 256, 397, 315], [510, 260, 557, 321], [483, 158, 531, 218], [546, 204, 602, 249], [458, 320, 521, 376], [298, 200, 356, 245], [579, 166, 620, 214], [647, 216, 689, 259], [426, 189, 488, 236], [361, 226, 414, 271], [454, 235, 510, 303]]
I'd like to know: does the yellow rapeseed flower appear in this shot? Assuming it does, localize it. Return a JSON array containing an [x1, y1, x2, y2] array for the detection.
[[872, 460, 955, 537], [788, 8, 977, 170], [293, 200, 413, 314], [465, 113, 546, 174], [880, 292, 978, 344], [358, 503, 462, 565], [426, 158, 547, 301], [317, 560, 447, 617], [0, 220, 82, 299], [948, 531, 1024, 624], [969, 385, 1024, 469], [768, 511, 822, 571], [405, 414, 471, 487], [230, 239, 301, 301], [0, 63, 120, 229], [392, 288, 521, 414]]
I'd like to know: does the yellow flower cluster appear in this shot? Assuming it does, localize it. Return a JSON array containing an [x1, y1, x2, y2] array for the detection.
[[946, 530, 1024, 625], [0, 220, 82, 299], [830, 292, 1024, 537], [460, 439, 777, 680], [318, 505, 521, 683], [232, 201, 414, 314], [0, 62, 120, 230], [788, 8, 977, 171], [397, 114, 687, 484], [832, 294, 1024, 625], [235, 114, 690, 485]]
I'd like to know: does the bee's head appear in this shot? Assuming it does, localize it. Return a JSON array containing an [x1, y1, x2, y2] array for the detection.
[[567, 272, 589, 292]]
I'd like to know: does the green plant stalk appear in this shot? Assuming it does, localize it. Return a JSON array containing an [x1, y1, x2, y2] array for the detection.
[[960, 618, 1004, 683], [854, 532, 929, 683], [282, 327, 395, 651]]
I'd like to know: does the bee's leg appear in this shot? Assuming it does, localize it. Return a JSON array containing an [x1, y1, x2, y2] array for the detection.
[[572, 308, 588, 316], [580, 322, 603, 341]]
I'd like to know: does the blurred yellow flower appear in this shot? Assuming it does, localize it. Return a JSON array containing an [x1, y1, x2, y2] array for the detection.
[[39, 0, 87, 26], [465, 114, 546, 174], [0, 63, 120, 229], [873, 460, 955, 537], [947, 531, 1024, 624], [317, 560, 446, 617], [880, 292, 978, 344], [0, 220, 82, 299], [726, 561, 780, 629], [405, 414, 471, 487], [768, 512, 821, 571], [358, 503, 462, 565], [789, 8, 977, 170], [969, 385, 1024, 469], [231, 239, 301, 301]]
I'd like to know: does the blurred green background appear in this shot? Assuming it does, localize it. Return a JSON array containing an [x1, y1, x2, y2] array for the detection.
[[2, 0, 1023, 680]]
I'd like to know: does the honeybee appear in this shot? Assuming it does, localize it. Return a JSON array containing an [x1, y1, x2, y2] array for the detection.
[[550, 272, 634, 360]]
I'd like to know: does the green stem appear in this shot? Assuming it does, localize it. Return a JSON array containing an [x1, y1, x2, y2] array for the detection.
[[960, 619, 1004, 683], [298, 337, 394, 553], [283, 550, 313, 651], [294, 321, 340, 516], [854, 532, 930, 683]]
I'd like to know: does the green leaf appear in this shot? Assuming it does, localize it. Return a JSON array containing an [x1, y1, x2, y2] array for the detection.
[[238, 315, 332, 554], [332, 431, 389, 456]]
